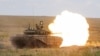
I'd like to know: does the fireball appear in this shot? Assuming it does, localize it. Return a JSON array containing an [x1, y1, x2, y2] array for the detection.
[[49, 10, 89, 47]]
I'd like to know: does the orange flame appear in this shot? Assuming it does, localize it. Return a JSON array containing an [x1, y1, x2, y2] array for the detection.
[[48, 10, 89, 47]]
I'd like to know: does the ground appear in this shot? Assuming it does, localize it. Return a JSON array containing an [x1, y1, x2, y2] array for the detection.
[[0, 16, 100, 56]]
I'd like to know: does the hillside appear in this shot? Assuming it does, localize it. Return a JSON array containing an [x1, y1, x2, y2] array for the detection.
[[0, 16, 100, 48]]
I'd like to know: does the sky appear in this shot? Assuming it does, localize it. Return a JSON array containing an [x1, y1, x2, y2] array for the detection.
[[0, 0, 100, 18]]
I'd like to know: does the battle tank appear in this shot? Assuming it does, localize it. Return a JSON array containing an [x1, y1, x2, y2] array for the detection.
[[11, 21, 62, 48]]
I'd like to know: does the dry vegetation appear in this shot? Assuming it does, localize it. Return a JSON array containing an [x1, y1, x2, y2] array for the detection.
[[0, 47, 100, 56], [0, 16, 100, 56]]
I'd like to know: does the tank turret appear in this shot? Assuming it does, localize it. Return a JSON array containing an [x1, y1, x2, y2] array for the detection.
[[24, 21, 50, 35], [11, 21, 62, 48]]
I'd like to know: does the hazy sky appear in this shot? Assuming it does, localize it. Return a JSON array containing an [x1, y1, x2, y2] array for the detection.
[[0, 0, 100, 18]]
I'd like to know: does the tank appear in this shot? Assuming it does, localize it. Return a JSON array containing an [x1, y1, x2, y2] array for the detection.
[[11, 21, 62, 48]]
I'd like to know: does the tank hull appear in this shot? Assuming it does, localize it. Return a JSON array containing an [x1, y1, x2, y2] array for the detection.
[[11, 34, 62, 48]]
